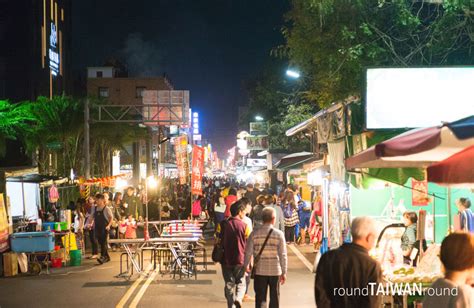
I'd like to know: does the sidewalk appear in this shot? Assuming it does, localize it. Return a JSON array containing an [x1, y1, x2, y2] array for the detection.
[[135, 243, 315, 308], [0, 243, 316, 308]]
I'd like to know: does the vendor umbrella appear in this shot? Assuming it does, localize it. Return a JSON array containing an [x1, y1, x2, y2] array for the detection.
[[427, 145, 474, 186], [346, 115, 474, 169]]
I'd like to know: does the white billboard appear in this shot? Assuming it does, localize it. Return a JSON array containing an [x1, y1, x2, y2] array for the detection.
[[366, 67, 474, 129]]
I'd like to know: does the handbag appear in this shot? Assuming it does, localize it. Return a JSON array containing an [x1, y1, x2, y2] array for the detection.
[[211, 240, 224, 263], [251, 228, 274, 279], [211, 220, 234, 263]]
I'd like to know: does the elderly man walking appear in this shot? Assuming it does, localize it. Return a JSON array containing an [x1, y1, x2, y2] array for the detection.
[[244, 207, 288, 308], [315, 216, 382, 308]]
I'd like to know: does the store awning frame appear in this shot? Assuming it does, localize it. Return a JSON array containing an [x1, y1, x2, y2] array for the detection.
[[346, 116, 474, 169], [285, 96, 359, 137], [275, 152, 319, 170]]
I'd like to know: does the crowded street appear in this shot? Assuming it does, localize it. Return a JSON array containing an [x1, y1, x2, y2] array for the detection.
[[1, 1, 474, 308], [0, 236, 314, 307]]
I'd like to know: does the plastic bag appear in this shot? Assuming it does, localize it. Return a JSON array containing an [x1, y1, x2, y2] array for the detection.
[[61, 233, 78, 251]]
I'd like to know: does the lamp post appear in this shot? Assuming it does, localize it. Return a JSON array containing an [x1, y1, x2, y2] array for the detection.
[[286, 69, 301, 79], [255, 115, 264, 121], [145, 175, 158, 221]]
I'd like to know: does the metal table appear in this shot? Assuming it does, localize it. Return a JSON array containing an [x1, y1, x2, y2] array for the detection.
[[109, 237, 200, 276]]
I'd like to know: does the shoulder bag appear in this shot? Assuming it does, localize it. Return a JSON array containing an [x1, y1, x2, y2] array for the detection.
[[212, 219, 234, 263], [251, 228, 274, 279]]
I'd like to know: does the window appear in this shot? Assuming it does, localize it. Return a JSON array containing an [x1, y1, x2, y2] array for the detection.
[[136, 87, 146, 98], [98, 87, 109, 98], [96, 71, 103, 78]]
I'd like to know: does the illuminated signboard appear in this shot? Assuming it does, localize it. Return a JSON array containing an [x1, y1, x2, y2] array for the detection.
[[49, 23, 59, 76], [192, 112, 199, 135]]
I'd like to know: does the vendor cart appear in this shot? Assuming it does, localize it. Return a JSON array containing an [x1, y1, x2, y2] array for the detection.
[[10, 231, 55, 275]]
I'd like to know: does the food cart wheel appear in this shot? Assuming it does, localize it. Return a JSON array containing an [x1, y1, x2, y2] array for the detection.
[[28, 262, 42, 275]]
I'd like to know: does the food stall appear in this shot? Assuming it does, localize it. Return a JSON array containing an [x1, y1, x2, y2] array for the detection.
[[345, 116, 474, 306]]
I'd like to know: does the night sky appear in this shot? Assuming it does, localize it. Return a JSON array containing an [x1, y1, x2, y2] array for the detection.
[[72, 0, 288, 156]]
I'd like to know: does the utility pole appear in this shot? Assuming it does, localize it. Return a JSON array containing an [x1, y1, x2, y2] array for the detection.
[[146, 127, 153, 177], [84, 98, 91, 179]]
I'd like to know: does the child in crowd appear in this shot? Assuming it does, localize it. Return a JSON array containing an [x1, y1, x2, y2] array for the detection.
[[118, 217, 127, 239], [74, 206, 85, 254], [122, 215, 137, 239]]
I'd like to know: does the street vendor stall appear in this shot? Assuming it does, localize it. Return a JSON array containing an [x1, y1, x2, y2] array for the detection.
[[345, 116, 474, 306]]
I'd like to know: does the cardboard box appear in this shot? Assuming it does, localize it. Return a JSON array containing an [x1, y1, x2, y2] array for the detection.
[[3, 252, 18, 277]]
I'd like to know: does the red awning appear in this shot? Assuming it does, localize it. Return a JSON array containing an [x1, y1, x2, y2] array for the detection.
[[346, 119, 474, 169], [427, 145, 474, 186]]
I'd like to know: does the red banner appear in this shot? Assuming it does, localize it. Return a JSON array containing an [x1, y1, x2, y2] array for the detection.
[[412, 179, 430, 206], [191, 145, 204, 195], [175, 135, 189, 185]]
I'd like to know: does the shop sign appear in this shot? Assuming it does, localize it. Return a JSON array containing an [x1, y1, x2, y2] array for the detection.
[[191, 145, 204, 195], [412, 179, 430, 206], [247, 135, 269, 151], [46, 141, 62, 150], [175, 135, 189, 185], [49, 23, 59, 76], [250, 122, 268, 135]]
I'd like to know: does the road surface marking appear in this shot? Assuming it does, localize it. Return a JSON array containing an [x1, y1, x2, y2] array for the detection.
[[116, 263, 152, 308], [52, 266, 113, 276], [288, 244, 313, 272], [129, 268, 159, 308]]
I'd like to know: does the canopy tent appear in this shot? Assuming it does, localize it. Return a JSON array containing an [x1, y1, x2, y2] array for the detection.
[[274, 152, 317, 170], [427, 145, 474, 187], [346, 116, 474, 169], [6, 174, 68, 187]]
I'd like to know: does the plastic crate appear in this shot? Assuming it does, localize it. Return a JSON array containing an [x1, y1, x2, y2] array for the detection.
[[42, 222, 55, 231], [60, 222, 69, 231], [10, 231, 55, 253]]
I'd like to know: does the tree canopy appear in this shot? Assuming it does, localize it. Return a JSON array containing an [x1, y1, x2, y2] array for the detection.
[[277, 0, 473, 106]]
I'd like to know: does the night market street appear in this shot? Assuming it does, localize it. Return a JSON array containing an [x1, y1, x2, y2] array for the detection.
[[0, 241, 314, 308], [1, 1, 473, 308]]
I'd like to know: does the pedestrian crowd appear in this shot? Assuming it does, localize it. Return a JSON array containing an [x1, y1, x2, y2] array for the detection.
[[65, 176, 473, 308]]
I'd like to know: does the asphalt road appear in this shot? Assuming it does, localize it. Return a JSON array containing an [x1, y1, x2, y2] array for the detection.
[[0, 244, 316, 308]]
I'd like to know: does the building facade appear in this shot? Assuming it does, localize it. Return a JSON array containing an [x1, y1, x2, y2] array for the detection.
[[86, 67, 173, 104], [0, 0, 72, 167], [0, 0, 72, 101], [86, 67, 174, 181]]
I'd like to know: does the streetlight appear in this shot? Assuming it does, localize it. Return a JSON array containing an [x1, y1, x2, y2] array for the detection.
[[255, 115, 264, 121], [286, 69, 301, 79], [145, 175, 158, 221]]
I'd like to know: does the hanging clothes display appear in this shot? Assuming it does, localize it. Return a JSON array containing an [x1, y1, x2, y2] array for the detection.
[[49, 184, 59, 203], [328, 139, 346, 182], [316, 113, 332, 144]]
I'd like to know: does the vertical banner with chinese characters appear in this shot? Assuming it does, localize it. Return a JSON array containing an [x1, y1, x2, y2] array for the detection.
[[175, 135, 189, 185], [191, 145, 204, 195], [412, 179, 429, 206]]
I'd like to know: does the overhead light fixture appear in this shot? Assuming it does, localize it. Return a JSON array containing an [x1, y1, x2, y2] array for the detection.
[[286, 69, 301, 79]]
